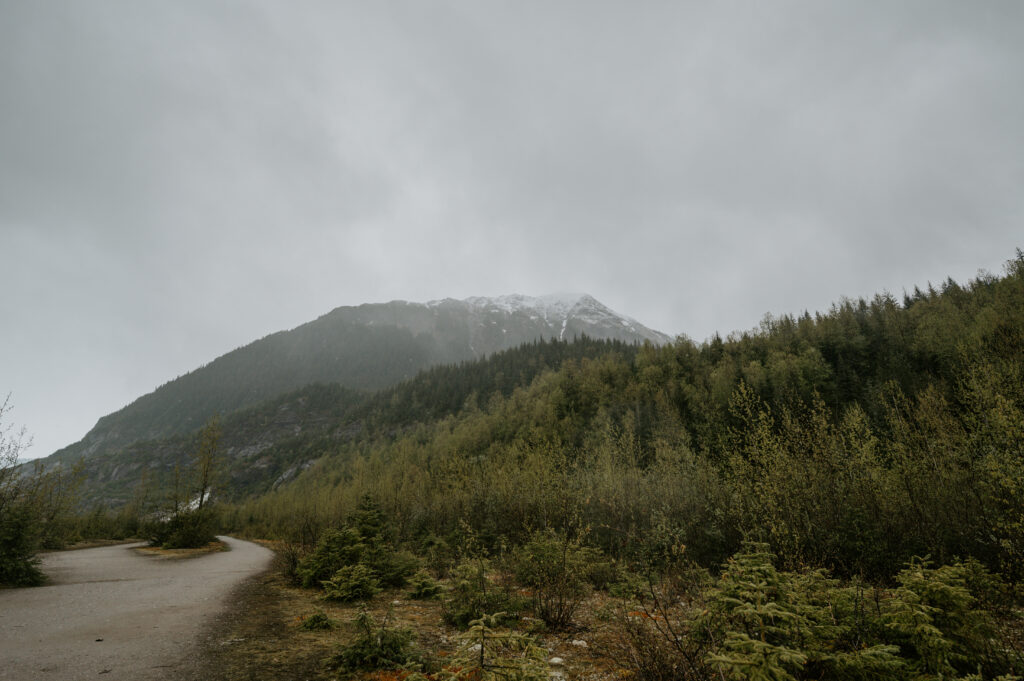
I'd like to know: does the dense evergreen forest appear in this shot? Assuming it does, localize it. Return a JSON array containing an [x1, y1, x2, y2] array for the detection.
[[231, 252, 1024, 584]]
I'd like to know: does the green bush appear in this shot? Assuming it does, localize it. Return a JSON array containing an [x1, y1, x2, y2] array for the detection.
[[326, 610, 424, 672], [585, 558, 623, 591], [698, 545, 1022, 681], [608, 569, 648, 600], [416, 613, 548, 681], [365, 546, 420, 588], [295, 527, 365, 589], [1, 403, 79, 587], [299, 610, 335, 630], [147, 508, 218, 549], [407, 569, 443, 600], [512, 529, 594, 629], [884, 558, 1014, 679], [419, 533, 455, 578], [610, 544, 1024, 681], [0, 505, 45, 586], [274, 541, 305, 584], [322, 563, 381, 602], [294, 503, 418, 591], [442, 558, 522, 629]]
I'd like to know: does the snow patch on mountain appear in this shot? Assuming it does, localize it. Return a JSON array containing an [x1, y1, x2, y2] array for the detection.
[[426, 293, 673, 347]]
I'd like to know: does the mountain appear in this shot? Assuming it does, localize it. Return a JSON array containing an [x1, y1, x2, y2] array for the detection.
[[47, 294, 671, 468], [53, 336, 644, 507], [428, 293, 673, 351]]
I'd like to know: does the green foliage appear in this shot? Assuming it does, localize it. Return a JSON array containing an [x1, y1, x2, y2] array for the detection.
[[608, 570, 648, 600], [1, 396, 80, 586], [321, 563, 381, 602], [583, 558, 618, 591], [56, 331, 636, 507], [326, 610, 424, 672], [147, 507, 218, 549], [144, 416, 224, 550], [419, 613, 549, 681], [442, 558, 522, 629], [512, 529, 594, 629], [884, 558, 1012, 678], [298, 610, 335, 630], [695, 546, 1021, 681], [295, 527, 366, 588], [0, 504, 45, 586], [294, 500, 418, 594], [366, 547, 420, 589], [407, 569, 443, 600], [613, 543, 1024, 681]]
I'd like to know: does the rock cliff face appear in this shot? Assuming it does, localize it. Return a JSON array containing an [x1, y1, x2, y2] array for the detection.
[[46, 293, 671, 469]]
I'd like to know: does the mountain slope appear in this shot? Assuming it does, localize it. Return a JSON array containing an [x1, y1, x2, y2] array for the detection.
[[61, 337, 641, 506], [49, 294, 670, 465]]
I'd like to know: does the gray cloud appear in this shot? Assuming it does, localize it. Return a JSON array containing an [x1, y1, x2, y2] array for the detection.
[[2, 1, 1022, 458]]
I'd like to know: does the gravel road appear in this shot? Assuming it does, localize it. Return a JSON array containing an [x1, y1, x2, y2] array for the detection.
[[0, 536, 273, 680]]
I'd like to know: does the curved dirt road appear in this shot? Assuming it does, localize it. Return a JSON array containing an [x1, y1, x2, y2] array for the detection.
[[0, 536, 273, 680]]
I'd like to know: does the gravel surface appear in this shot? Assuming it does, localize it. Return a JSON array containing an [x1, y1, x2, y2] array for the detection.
[[0, 536, 273, 680]]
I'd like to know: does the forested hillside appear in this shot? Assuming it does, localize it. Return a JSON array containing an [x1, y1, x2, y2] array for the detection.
[[234, 252, 1024, 582], [66, 337, 642, 506]]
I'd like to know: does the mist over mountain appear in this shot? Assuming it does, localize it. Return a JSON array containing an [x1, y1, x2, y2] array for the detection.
[[47, 294, 669, 467]]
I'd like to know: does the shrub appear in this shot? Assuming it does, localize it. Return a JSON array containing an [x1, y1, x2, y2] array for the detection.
[[322, 563, 381, 602], [419, 533, 455, 578], [693, 545, 1023, 681], [608, 570, 648, 600], [0, 505, 45, 586], [407, 569, 443, 600], [512, 529, 594, 629], [884, 558, 1017, 679], [1, 399, 79, 586], [326, 610, 424, 672], [366, 547, 420, 588], [274, 541, 306, 584], [418, 613, 548, 681], [616, 609, 711, 681], [295, 527, 365, 589], [585, 558, 623, 591], [442, 558, 522, 629], [299, 610, 335, 630], [349, 496, 389, 544], [609, 563, 713, 681], [294, 505, 418, 591], [147, 508, 218, 549], [608, 544, 1024, 681]]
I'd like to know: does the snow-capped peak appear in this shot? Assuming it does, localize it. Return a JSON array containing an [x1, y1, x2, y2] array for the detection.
[[461, 293, 596, 319], [421, 293, 672, 346]]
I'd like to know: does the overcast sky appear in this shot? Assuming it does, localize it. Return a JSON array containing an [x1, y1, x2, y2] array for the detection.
[[2, 1, 1022, 460]]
